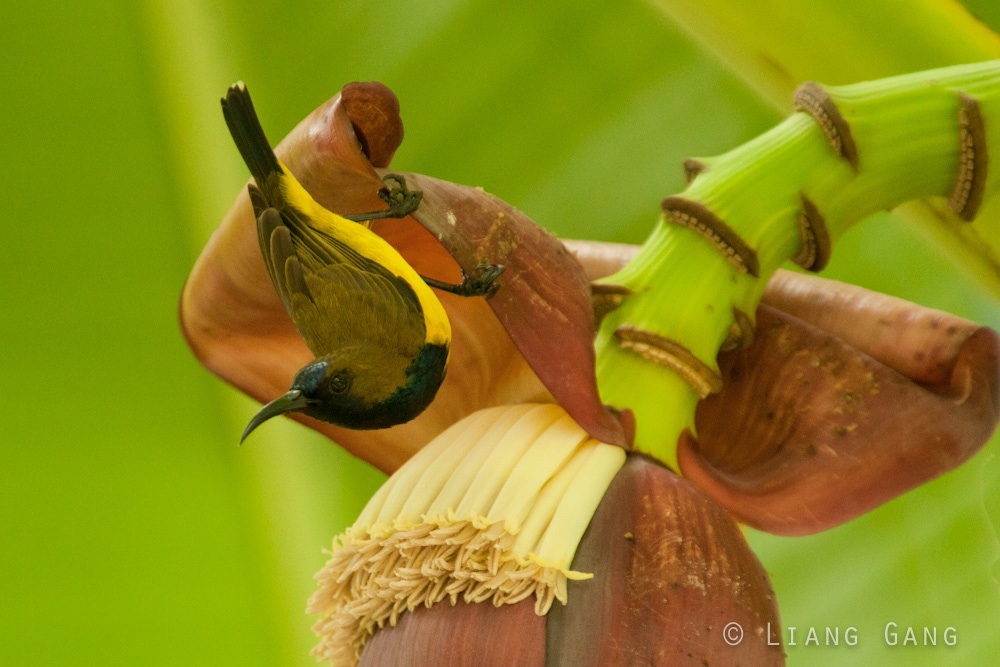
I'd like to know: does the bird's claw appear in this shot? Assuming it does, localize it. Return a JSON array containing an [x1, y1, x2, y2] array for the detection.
[[344, 174, 422, 222], [377, 174, 423, 217], [457, 263, 505, 298]]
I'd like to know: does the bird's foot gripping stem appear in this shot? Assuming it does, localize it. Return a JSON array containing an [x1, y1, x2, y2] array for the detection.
[[344, 174, 423, 222], [423, 263, 505, 298]]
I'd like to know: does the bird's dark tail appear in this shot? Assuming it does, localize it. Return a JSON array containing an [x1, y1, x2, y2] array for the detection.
[[221, 82, 283, 188]]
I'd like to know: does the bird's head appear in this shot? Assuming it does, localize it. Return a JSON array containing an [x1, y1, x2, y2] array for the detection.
[[240, 344, 449, 442]]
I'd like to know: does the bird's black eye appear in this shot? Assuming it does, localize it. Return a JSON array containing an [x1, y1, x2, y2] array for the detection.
[[327, 371, 351, 394]]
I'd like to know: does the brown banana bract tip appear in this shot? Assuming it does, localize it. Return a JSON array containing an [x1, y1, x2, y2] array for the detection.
[[340, 82, 404, 168]]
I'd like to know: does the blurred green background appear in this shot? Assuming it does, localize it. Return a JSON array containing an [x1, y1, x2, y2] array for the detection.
[[1, 1, 997, 665]]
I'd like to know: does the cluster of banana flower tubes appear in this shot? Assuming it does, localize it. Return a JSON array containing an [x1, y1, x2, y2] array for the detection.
[[181, 61, 1000, 665]]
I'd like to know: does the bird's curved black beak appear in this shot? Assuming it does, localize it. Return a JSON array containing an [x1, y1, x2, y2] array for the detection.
[[240, 389, 310, 444]]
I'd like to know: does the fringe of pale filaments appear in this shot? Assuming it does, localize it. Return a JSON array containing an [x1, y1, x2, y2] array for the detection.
[[308, 516, 574, 666], [306, 403, 626, 667]]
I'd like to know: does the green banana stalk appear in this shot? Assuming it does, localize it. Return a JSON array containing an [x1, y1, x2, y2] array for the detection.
[[596, 59, 1000, 465]]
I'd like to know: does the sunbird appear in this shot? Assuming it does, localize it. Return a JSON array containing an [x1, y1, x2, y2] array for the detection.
[[222, 82, 502, 442]]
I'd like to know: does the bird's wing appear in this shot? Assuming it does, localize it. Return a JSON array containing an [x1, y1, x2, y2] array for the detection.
[[256, 202, 426, 356], [256, 205, 302, 312], [292, 263, 426, 357]]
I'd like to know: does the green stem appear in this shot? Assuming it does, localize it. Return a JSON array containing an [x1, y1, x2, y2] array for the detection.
[[596, 59, 1000, 467]]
